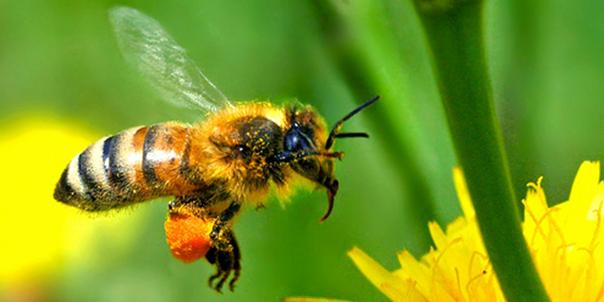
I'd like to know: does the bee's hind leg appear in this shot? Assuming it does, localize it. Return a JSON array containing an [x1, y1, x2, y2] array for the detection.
[[205, 231, 241, 292], [228, 232, 241, 291], [210, 201, 241, 250], [206, 246, 232, 292]]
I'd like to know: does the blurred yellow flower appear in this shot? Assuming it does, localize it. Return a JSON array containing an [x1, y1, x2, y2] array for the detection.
[[0, 117, 145, 286], [349, 161, 604, 301]]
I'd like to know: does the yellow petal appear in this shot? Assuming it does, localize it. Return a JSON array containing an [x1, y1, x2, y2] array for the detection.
[[348, 247, 425, 301], [395, 251, 431, 295], [380, 280, 428, 302], [429, 221, 448, 250], [453, 167, 475, 218], [569, 161, 600, 206], [587, 183, 604, 221], [348, 247, 393, 289]]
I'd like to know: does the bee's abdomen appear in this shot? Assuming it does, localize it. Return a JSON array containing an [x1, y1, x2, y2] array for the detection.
[[54, 123, 199, 211]]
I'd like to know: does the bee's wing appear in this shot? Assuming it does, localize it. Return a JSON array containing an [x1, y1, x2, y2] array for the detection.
[[109, 6, 230, 113]]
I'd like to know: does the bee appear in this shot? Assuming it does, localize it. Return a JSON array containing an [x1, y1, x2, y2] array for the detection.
[[53, 6, 378, 292]]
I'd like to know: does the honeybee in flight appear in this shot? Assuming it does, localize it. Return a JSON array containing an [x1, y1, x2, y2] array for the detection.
[[54, 6, 378, 292]]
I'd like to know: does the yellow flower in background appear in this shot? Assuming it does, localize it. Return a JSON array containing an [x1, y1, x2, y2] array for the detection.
[[0, 117, 145, 286], [349, 161, 604, 301]]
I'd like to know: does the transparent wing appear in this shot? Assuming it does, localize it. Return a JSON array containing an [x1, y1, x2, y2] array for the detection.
[[109, 6, 230, 112]]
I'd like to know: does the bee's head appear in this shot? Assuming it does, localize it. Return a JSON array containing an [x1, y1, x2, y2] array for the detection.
[[281, 96, 379, 222], [283, 106, 338, 221]]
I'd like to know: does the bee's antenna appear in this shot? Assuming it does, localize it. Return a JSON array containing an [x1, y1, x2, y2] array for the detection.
[[325, 96, 379, 149], [334, 132, 369, 139]]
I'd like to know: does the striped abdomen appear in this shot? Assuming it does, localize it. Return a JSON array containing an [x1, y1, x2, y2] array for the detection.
[[54, 122, 200, 211]]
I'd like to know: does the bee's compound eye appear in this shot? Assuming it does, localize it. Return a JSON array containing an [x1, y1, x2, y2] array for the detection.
[[284, 128, 313, 152]]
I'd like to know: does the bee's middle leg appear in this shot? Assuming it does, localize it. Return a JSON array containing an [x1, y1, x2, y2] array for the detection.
[[210, 201, 241, 251]]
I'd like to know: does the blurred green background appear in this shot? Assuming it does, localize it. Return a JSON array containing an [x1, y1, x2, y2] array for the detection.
[[1, 0, 603, 301]]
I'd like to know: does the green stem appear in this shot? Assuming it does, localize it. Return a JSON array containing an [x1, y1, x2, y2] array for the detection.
[[412, 0, 550, 301]]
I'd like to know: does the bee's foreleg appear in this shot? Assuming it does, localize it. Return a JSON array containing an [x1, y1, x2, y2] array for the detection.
[[210, 201, 241, 251]]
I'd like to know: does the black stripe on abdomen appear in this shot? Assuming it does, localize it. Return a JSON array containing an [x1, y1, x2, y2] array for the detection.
[[179, 130, 201, 185], [54, 167, 77, 202], [142, 125, 160, 186], [78, 147, 101, 202], [108, 132, 130, 190]]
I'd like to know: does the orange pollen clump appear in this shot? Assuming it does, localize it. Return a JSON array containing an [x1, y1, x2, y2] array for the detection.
[[164, 207, 214, 263]]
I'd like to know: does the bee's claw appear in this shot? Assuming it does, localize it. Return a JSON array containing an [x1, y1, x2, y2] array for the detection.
[[213, 275, 228, 293], [209, 276, 223, 293]]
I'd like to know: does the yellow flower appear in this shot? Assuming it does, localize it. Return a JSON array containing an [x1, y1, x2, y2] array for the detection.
[[0, 117, 145, 286], [349, 161, 604, 301]]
